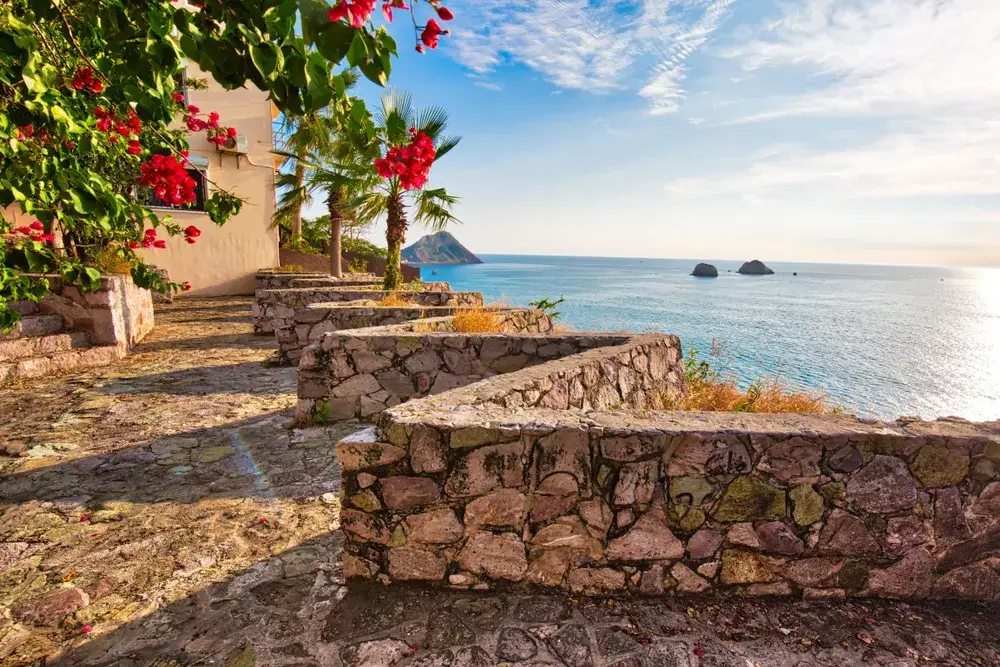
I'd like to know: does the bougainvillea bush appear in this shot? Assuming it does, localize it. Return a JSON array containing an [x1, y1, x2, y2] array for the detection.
[[0, 0, 452, 332]]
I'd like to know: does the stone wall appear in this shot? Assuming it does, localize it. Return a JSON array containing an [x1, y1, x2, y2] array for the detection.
[[276, 304, 547, 367], [254, 271, 376, 291], [253, 287, 483, 334], [39, 275, 154, 351], [337, 365, 1000, 601], [296, 316, 617, 422]]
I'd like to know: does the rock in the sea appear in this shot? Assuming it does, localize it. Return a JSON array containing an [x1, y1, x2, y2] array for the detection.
[[691, 263, 718, 278], [737, 260, 775, 275]]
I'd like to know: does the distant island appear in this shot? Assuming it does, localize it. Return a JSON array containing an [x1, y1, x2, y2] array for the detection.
[[692, 263, 718, 277], [738, 260, 775, 275], [401, 231, 483, 265]]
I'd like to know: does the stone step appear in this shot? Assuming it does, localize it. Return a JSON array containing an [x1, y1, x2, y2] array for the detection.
[[0, 344, 122, 386], [0, 313, 66, 341], [8, 300, 39, 316], [0, 331, 91, 362]]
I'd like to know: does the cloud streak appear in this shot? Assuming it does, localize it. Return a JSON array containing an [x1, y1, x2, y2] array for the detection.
[[448, 0, 734, 114]]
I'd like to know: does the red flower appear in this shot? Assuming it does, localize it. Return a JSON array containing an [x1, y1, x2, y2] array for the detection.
[[16, 226, 31, 235], [183, 225, 201, 238], [415, 43, 425, 54], [38, 233, 55, 244], [436, 5, 454, 20], [421, 19, 447, 49], [81, 624, 92, 634], [208, 111, 220, 127], [89, 80, 104, 94], [227, 126, 238, 138], [127, 140, 142, 155], [693, 647, 705, 657], [182, 280, 192, 292], [172, 92, 186, 103], [145, 228, 157, 238], [187, 105, 200, 115], [80, 515, 89, 522], [138, 154, 198, 206], [328, 0, 376, 28], [128, 112, 142, 133], [153, 239, 167, 249], [185, 237, 196, 244], [93, 106, 108, 119], [381, 0, 407, 22], [30, 221, 44, 231], [128, 241, 140, 249], [22, 124, 34, 138], [65, 140, 76, 149]]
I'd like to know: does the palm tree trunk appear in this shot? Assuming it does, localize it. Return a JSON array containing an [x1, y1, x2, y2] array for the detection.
[[327, 188, 342, 278], [290, 160, 305, 239], [383, 192, 407, 290]]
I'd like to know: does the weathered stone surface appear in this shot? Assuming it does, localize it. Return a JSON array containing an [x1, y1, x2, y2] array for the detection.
[[745, 581, 794, 597], [932, 563, 1000, 602], [668, 476, 714, 506], [406, 509, 463, 544], [13, 588, 90, 626], [910, 445, 970, 488], [613, 460, 658, 506], [535, 428, 590, 483], [726, 523, 760, 549], [457, 532, 528, 581], [789, 484, 824, 526], [450, 426, 500, 449], [819, 509, 880, 556], [445, 442, 523, 497], [756, 522, 805, 556], [687, 528, 723, 560], [827, 446, 863, 473], [886, 515, 928, 556], [782, 558, 843, 587], [333, 373, 382, 398], [381, 477, 441, 510], [846, 455, 917, 514], [425, 611, 477, 648], [341, 509, 390, 544], [934, 487, 972, 545], [720, 549, 776, 584], [601, 435, 659, 461], [548, 624, 593, 667], [536, 472, 579, 496], [343, 554, 379, 579], [711, 476, 786, 522], [936, 525, 1000, 573], [867, 548, 934, 599], [566, 567, 626, 595], [760, 438, 821, 482], [640, 564, 665, 596], [671, 563, 710, 593], [496, 628, 538, 662], [531, 518, 603, 560], [351, 489, 382, 512], [526, 547, 576, 587], [606, 508, 684, 561], [341, 639, 412, 667], [338, 441, 406, 471], [464, 489, 526, 530], [411, 425, 447, 474], [697, 562, 720, 579], [388, 548, 448, 581], [579, 498, 613, 539]]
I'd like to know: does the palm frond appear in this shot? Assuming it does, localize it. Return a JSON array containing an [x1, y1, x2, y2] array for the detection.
[[434, 134, 461, 160], [413, 187, 460, 231], [415, 105, 450, 139]]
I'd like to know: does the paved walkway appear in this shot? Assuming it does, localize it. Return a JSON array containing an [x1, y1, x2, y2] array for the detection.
[[0, 298, 997, 666]]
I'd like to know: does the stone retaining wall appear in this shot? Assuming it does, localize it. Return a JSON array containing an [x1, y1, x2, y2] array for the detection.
[[38, 275, 154, 351], [252, 287, 483, 334], [276, 304, 550, 367], [338, 362, 1000, 601], [255, 271, 379, 291], [296, 317, 625, 423]]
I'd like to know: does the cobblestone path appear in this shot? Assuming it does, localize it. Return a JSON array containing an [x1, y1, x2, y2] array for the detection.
[[0, 298, 997, 666]]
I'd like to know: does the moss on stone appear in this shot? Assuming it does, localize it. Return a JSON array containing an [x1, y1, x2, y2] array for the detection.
[[199, 445, 235, 464], [350, 490, 382, 513], [711, 476, 786, 523], [597, 465, 612, 489], [820, 481, 845, 502], [910, 445, 969, 488], [386, 423, 410, 447], [389, 525, 407, 548], [720, 549, 776, 584], [971, 458, 997, 482], [450, 426, 500, 449], [837, 559, 869, 591], [789, 484, 824, 526], [668, 505, 706, 532]]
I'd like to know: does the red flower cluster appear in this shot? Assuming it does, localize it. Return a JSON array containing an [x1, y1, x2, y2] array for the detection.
[[182, 280, 192, 292], [8, 221, 55, 244], [17, 124, 52, 144], [94, 107, 142, 148], [183, 106, 237, 146], [71, 68, 104, 94], [381, 0, 407, 22], [138, 154, 198, 206], [171, 92, 186, 104], [328, 0, 376, 27], [129, 228, 167, 249], [419, 18, 449, 51], [183, 225, 201, 244], [374, 129, 436, 190]]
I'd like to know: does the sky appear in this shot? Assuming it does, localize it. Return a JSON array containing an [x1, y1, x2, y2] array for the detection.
[[303, 0, 1000, 267]]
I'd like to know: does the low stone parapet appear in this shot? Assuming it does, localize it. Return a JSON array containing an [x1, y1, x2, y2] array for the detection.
[[253, 287, 483, 334], [338, 353, 1000, 601]]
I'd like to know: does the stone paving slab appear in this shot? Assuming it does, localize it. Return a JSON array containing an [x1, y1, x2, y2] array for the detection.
[[0, 298, 997, 666]]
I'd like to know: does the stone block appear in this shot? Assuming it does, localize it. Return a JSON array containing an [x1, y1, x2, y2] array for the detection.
[[934, 487, 972, 545], [886, 515, 928, 556], [337, 441, 406, 471], [464, 489, 527, 530], [846, 455, 917, 514], [606, 508, 683, 561], [867, 548, 934, 599], [613, 460, 658, 506], [720, 549, 776, 585], [911, 446, 970, 488], [406, 508, 463, 544], [535, 427, 590, 483], [411, 425, 447, 474], [789, 484, 825, 526], [579, 498, 613, 539], [566, 568, 627, 595], [756, 522, 804, 556], [671, 563, 710, 593], [819, 509, 880, 556], [388, 548, 448, 581], [381, 477, 441, 510], [331, 373, 382, 398], [457, 532, 528, 581], [782, 558, 843, 587], [711, 476, 786, 522], [445, 442, 524, 497], [687, 528, 724, 559]]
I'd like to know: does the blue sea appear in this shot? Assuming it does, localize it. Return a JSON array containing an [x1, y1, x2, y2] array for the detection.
[[419, 255, 1000, 421]]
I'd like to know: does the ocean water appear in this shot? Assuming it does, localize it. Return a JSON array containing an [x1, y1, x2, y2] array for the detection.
[[420, 255, 1000, 421]]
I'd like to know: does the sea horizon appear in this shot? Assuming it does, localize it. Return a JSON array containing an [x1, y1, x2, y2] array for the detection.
[[418, 254, 1000, 423]]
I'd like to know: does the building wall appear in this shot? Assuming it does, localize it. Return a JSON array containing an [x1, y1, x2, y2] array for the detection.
[[138, 65, 279, 296]]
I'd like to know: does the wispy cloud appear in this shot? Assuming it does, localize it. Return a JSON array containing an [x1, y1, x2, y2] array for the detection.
[[448, 0, 735, 114], [667, 0, 1000, 199]]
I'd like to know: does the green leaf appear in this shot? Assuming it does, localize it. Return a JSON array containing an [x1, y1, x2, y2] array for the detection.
[[314, 22, 354, 65], [251, 42, 283, 80], [346, 32, 368, 68]]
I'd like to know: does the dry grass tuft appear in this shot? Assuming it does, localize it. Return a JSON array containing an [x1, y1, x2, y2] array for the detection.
[[377, 292, 415, 307], [278, 263, 305, 273], [451, 305, 504, 333], [90, 247, 134, 275], [664, 348, 834, 414]]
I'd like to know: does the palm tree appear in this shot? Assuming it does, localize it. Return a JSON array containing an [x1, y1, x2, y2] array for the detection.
[[352, 89, 461, 289]]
